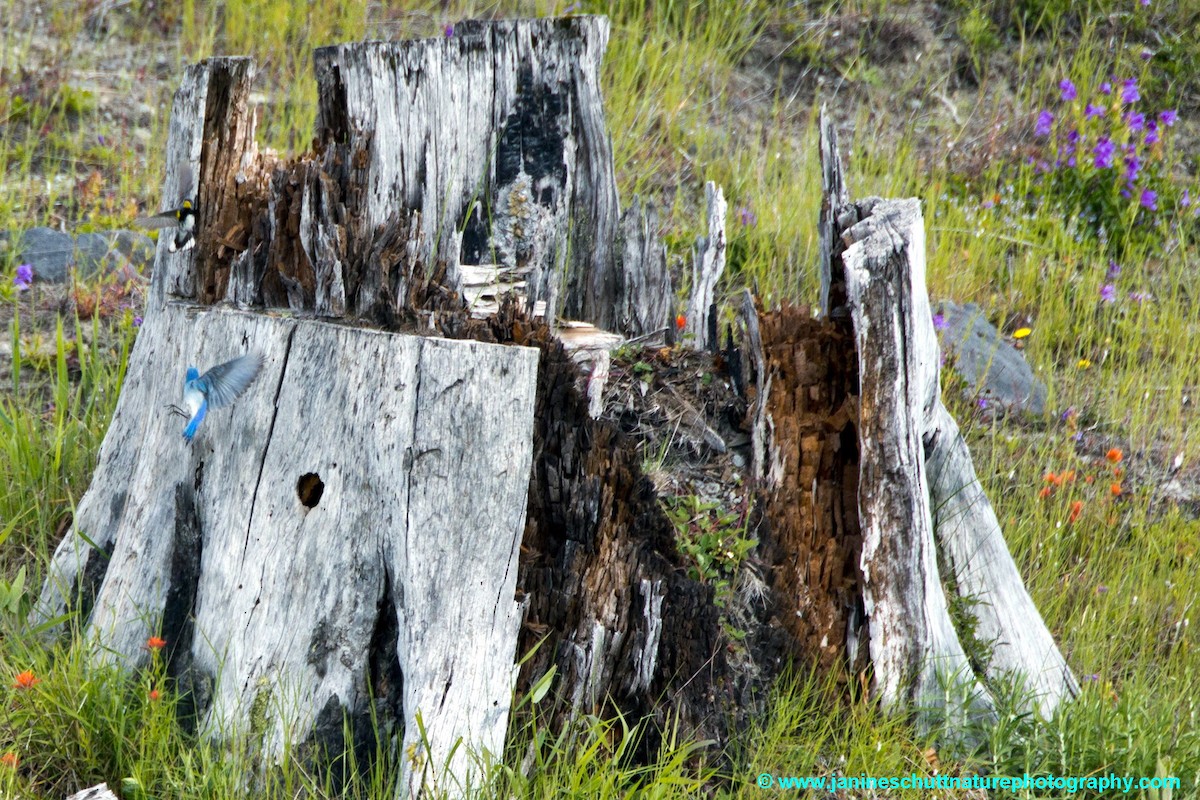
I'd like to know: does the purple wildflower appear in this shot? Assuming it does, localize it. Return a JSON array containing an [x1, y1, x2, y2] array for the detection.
[[1100, 284, 1117, 303], [1129, 291, 1151, 303], [738, 206, 757, 227], [443, 23, 454, 37], [1124, 154, 1141, 182], [1141, 49, 1153, 61], [932, 312, 948, 331], [1159, 109, 1177, 127], [1059, 79, 1077, 101], [1182, 189, 1191, 208], [1093, 137, 1115, 169], [1122, 78, 1140, 104], [1140, 0, 1149, 6], [1140, 188, 1158, 211], [1145, 121, 1159, 146], [1083, 674, 1101, 682], [13, 263, 33, 290], [97, 134, 106, 146], [1126, 111, 1146, 131], [1085, 103, 1105, 118], [1106, 260, 1121, 279], [977, 396, 990, 410], [1035, 110, 1054, 137], [982, 198, 995, 209], [1099, 81, 1112, 95], [133, 315, 143, 327]]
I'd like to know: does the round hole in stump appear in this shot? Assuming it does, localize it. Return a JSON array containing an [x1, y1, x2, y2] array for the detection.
[[297, 473, 325, 508]]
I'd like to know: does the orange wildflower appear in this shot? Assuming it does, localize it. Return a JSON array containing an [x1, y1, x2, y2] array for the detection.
[[1043, 471, 1057, 484], [1038, 486, 1053, 499], [12, 670, 38, 690], [1106, 448, 1123, 463], [675, 314, 687, 330], [1061, 470, 1076, 483], [149, 689, 160, 701], [146, 636, 167, 651], [1068, 500, 1084, 523], [0, 752, 17, 769], [1110, 482, 1122, 496]]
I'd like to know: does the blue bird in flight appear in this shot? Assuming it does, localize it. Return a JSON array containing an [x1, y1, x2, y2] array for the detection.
[[177, 352, 264, 442]]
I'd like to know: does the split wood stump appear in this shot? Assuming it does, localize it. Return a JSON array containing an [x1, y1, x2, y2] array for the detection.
[[741, 113, 1078, 734], [35, 16, 1079, 798]]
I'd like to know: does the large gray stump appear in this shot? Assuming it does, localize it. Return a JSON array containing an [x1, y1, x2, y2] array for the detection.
[[37, 41, 549, 799]]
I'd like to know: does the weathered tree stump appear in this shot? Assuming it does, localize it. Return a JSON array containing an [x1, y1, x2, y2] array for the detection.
[[37, 21, 1078, 800], [742, 111, 1076, 735], [37, 18, 734, 798]]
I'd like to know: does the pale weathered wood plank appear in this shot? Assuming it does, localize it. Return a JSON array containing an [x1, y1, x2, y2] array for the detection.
[[38, 304, 538, 797], [686, 182, 726, 351], [842, 198, 991, 728], [926, 404, 1080, 709]]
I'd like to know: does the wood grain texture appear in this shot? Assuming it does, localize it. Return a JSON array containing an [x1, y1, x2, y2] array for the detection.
[[312, 17, 619, 327], [38, 304, 538, 795], [926, 403, 1080, 711], [611, 195, 673, 338], [817, 106, 850, 316], [842, 198, 991, 728], [686, 182, 726, 351]]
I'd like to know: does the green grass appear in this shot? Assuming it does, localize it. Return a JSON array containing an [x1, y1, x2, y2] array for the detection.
[[4, 0, 1200, 797]]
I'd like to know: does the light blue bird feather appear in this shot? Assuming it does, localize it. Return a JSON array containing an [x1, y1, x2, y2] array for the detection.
[[181, 352, 263, 442]]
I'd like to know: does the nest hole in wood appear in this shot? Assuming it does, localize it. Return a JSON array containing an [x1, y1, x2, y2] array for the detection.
[[297, 473, 325, 508]]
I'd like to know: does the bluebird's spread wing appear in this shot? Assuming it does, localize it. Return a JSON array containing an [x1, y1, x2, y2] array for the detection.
[[198, 352, 263, 408]]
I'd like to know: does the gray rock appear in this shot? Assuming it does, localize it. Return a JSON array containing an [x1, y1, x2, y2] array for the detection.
[[15, 226, 75, 282], [74, 232, 113, 278], [15, 227, 156, 283], [105, 230, 156, 275], [935, 300, 1047, 417]]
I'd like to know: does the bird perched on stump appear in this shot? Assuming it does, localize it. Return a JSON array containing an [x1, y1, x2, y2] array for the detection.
[[177, 352, 264, 443]]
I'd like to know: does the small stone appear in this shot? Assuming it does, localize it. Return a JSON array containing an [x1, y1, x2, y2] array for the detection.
[[14, 228, 157, 283], [16, 226, 75, 283], [934, 300, 1047, 417]]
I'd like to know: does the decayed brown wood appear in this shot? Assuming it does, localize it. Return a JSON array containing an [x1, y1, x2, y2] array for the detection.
[[802, 113, 1077, 723], [748, 302, 864, 679], [491, 308, 734, 755]]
